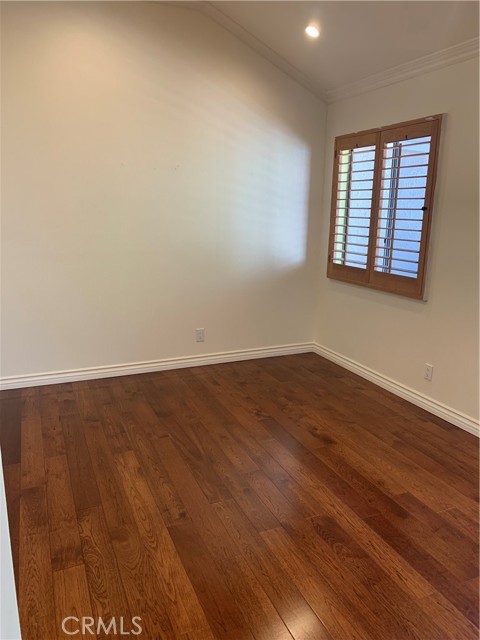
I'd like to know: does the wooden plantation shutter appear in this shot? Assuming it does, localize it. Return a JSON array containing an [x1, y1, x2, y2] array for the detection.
[[328, 131, 379, 285], [370, 117, 442, 297], [327, 115, 442, 299]]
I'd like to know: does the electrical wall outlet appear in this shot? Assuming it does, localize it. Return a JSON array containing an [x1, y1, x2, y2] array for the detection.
[[195, 328, 205, 343], [424, 363, 433, 381]]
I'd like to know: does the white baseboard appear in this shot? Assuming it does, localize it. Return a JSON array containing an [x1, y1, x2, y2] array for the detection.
[[0, 343, 312, 391], [2, 341, 477, 438], [312, 343, 479, 437]]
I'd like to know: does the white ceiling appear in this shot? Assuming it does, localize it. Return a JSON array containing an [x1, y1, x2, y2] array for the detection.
[[204, 1, 479, 100]]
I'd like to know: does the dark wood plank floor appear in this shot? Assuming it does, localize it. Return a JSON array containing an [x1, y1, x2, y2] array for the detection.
[[1, 353, 478, 640]]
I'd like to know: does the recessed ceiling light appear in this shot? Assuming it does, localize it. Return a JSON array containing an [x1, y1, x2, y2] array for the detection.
[[305, 24, 320, 39]]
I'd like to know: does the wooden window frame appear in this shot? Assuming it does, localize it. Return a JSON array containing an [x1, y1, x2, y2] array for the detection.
[[327, 115, 443, 300]]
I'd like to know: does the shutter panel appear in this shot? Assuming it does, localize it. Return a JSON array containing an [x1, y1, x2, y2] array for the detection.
[[370, 117, 442, 298], [327, 131, 379, 285], [327, 115, 442, 298]]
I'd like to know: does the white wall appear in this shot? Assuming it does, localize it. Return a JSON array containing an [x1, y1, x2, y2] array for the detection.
[[1, 2, 478, 425], [315, 59, 479, 421], [1, 1, 326, 377]]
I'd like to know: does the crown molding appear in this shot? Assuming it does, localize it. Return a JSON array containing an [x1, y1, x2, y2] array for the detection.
[[195, 1, 328, 102], [171, 3, 478, 106], [326, 37, 479, 103]]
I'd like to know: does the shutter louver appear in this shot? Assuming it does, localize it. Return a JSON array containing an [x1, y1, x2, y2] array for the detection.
[[333, 145, 375, 269], [327, 115, 442, 299], [374, 135, 432, 278]]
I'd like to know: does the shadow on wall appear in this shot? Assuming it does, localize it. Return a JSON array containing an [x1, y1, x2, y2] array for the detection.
[[1, 0, 324, 374]]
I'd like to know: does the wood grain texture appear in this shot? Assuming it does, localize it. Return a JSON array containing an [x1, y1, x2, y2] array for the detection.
[[46, 455, 83, 570], [3, 462, 21, 588], [20, 389, 45, 490], [18, 484, 56, 640], [1, 353, 478, 639], [77, 506, 131, 625], [0, 393, 22, 465], [53, 564, 96, 640]]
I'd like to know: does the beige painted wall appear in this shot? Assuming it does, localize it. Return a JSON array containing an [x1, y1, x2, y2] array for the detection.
[[1, 2, 478, 423], [315, 59, 479, 420], [1, 1, 326, 376]]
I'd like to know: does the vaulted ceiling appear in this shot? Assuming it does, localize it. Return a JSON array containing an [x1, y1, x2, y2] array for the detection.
[[195, 1, 479, 101]]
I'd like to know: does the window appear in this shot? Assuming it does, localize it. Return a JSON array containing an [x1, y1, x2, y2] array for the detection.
[[327, 115, 442, 299]]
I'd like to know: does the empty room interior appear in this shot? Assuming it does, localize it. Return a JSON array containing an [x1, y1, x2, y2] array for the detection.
[[1, 1, 479, 639]]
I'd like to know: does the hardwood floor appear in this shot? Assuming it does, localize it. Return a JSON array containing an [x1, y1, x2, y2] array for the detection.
[[1, 353, 478, 640]]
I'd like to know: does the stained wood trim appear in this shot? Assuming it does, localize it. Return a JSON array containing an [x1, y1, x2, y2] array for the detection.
[[327, 132, 377, 285], [334, 115, 443, 141], [327, 114, 443, 299]]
